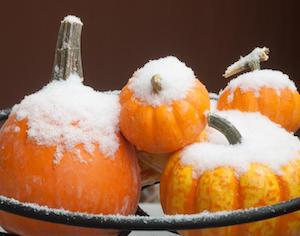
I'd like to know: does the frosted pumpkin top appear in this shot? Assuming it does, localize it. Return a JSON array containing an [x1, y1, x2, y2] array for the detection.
[[224, 69, 297, 96], [11, 74, 120, 163], [127, 56, 196, 106], [181, 110, 300, 178]]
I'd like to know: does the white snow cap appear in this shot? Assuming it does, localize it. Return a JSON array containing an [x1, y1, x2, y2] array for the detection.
[[225, 69, 297, 95], [209, 93, 219, 111], [12, 74, 120, 163], [181, 110, 300, 178], [62, 15, 83, 25], [128, 56, 196, 106]]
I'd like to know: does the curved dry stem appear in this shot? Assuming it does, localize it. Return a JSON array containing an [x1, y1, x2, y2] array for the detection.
[[223, 47, 270, 78], [207, 113, 242, 145]]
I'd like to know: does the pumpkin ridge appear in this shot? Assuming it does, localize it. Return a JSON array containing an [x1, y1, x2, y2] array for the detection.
[[165, 157, 188, 214], [160, 154, 181, 212], [290, 92, 300, 131], [171, 101, 190, 143]]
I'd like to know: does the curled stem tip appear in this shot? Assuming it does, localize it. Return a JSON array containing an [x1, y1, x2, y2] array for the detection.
[[151, 74, 162, 94], [223, 47, 270, 78], [207, 112, 242, 145]]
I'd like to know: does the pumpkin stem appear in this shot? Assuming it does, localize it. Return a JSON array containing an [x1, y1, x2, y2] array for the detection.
[[223, 47, 270, 78], [51, 15, 83, 81], [151, 74, 162, 94], [207, 113, 242, 145]]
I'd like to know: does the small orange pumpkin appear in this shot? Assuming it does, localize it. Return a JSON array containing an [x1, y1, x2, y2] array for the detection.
[[160, 111, 300, 236], [120, 56, 210, 153], [218, 47, 300, 132]]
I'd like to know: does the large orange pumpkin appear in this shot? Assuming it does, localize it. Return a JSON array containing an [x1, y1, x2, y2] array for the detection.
[[0, 116, 140, 236], [120, 56, 210, 153], [160, 111, 300, 236], [0, 15, 141, 236], [218, 47, 300, 132]]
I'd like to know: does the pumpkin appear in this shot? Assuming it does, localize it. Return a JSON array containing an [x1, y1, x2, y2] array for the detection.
[[0, 16, 141, 236], [160, 111, 300, 236], [138, 130, 209, 187], [218, 47, 300, 132], [120, 56, 210, 153]]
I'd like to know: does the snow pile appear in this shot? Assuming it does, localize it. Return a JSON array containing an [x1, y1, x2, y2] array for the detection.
[[181, 110, 300, 178], [224, 69, 296, 97], [12, 74, 120, 163], [128, 56, 196, 106], [62, 15, 83, 25]]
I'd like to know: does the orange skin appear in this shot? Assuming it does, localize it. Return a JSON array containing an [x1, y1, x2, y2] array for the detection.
[[0, 116, 141, 236], [217, 87, 300, 132], [120, 80, 210, 153], [160, 152, 300, 236], [138, 130, 208, 186]]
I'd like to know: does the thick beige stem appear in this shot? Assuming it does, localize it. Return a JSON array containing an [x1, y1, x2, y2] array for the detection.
[[51, 15, 83, 81], [151, 74, 162, 94], [223, 47, 270, 78]]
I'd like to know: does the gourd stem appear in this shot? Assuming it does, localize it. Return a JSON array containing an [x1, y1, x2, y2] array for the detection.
[[51, 16, 83, 81], [223, 47, 270, 78], [207, 113, 242, 145], [151, 74, 162, 94]]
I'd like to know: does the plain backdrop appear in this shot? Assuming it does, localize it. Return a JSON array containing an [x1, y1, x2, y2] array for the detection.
[[0, 0, 299, 108]]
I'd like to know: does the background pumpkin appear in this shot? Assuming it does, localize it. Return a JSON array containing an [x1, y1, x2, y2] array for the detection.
[[217, 47, 300, 132], [120, 56, 210, 154], [160, 111, 300, 236], [0, 16, 141, 236]]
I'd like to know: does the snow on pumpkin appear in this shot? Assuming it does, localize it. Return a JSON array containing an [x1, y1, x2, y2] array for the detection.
[[223, 69, 296, 100], [128, 56, 196, 106], [11, 74, 120, 163], [180, 110, 300, 178]]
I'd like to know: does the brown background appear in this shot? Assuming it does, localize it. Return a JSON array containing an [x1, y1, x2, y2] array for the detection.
[[0, 0, 299, 108]]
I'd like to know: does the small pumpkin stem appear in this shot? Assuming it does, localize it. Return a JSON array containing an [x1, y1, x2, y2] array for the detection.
[[207, 113, 242, 145], [223, 47, 270, 78], [51, 15, 83, 81], [151, 74, 162, 94], [0, 108, 11, 121]]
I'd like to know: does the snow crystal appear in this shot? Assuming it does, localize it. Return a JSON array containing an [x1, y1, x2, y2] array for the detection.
[[11, 74, 120, 163], [62, 15, 83, 25], [181, 110, 300, 178], [128, 56, 196, 106], [225, 69, 297, 96]]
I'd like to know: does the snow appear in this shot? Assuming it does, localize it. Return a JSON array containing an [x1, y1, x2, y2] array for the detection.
[[209, 92, 219, 111], [0, 195, 288, 235], [0, 194, 253, 221], [224, 69, 297, 97], [62, 15, 83, 25], [11, 74, 120, 163], [181, 110, 300, 178], [209, 92, 219, 100], [128, 56, 196, 106]]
